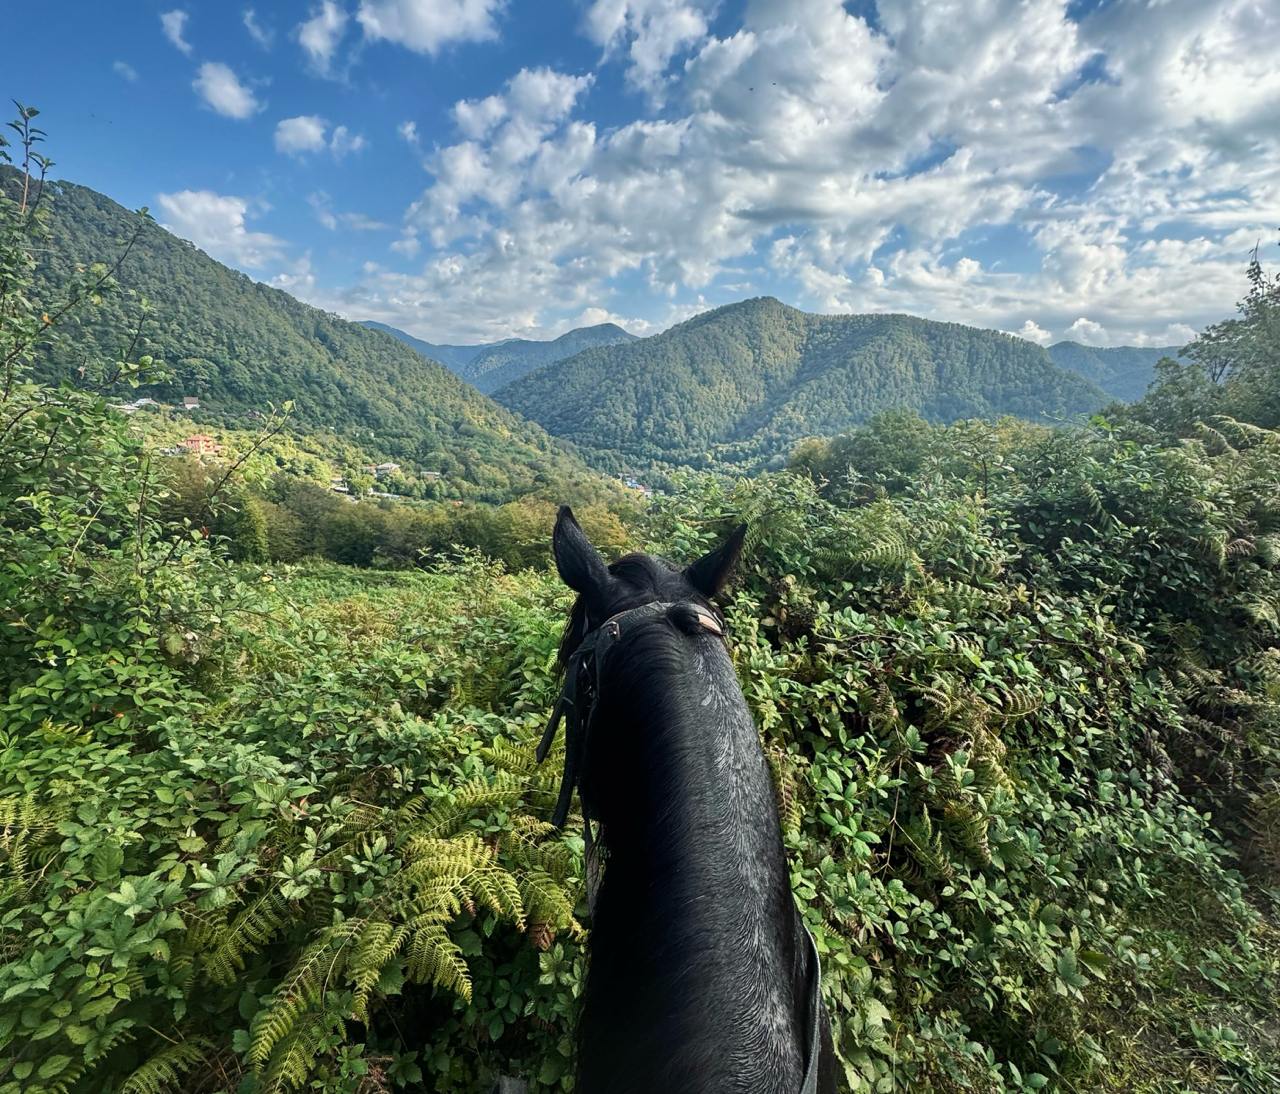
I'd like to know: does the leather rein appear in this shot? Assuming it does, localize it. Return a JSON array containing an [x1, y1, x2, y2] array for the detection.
[[535, 598, 824, 1094]]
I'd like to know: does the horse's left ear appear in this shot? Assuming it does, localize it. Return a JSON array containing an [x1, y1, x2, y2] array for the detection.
[[685, 523, 748, 599], [553, 505, 611, 597]]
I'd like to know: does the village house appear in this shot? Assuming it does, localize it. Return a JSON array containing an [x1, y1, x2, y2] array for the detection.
[[181, 434, 223, 457], [113, 396, 162, 414]]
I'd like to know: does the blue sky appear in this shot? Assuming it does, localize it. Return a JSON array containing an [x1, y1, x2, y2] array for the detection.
[[7, 1, 1279, 345]]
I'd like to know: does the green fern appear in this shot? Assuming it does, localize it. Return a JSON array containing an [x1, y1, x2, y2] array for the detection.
[[201, 892, 291, 986], [120, 1038, 214, 1094]]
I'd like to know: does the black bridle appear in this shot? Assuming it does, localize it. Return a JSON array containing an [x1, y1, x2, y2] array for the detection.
[[535, 597, 825, 1094], [536, 599, 723, 829]]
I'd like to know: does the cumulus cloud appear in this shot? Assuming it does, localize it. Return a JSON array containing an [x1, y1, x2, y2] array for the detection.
[[113, 61, 139, 83], [160, 10, 192, 55], [1014, 320, 1053, 346], [397, 120, 420, 147], [309, 191, 388, 231], [1065, 317, 1108, 346], [275, 115, 368, 158], [356, 0, 503, 54], [156, 190, 286, 269], [583, 0, 715, 96], [390, 233, 421, 257], [306, 0, 1280, 343], [192, 62, 262, 119], [244, 8, 274, 48], [275, 115, 329, 154], [329, 125, 367, 158], [270, 253, 317, 295], [298, 1, 349, 74]]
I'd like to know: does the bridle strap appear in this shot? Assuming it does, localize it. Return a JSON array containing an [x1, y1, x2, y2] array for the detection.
[[799, 922, 823, 1094], [536, 600, 682, 828]]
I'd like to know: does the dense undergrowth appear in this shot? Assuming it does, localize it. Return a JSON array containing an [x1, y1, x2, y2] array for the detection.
[[3, 106, 1280, 1093]]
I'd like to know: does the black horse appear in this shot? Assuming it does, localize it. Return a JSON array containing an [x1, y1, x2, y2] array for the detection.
[[541, 507, 837, 1094]]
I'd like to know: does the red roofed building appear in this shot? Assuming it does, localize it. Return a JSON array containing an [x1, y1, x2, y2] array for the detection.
[[181, 434, 223, 456]]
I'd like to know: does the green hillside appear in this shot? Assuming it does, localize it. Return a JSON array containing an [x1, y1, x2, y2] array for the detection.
[[8, 170, 611, 503], [495, 297, 1109, 472], [358, 320, 483, 372], [1048, 340, 1181, 402], [367, 319, 638, 394], [456, 323, 637, 394]]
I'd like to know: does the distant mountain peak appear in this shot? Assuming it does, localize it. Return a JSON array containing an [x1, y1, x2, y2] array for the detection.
[[494, 301, 1112, 474], [372, 318, 639, 394]]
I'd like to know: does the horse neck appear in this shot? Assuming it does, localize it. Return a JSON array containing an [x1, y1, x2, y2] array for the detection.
[[603, 653, 791, 910], [579, 636, 804, 1089]]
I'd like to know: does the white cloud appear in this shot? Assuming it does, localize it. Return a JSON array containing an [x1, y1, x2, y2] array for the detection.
[[329, 125, 367, 158], [1065, 317, 1108, 346], [160, 10, 193, 55], [298, 1, 349, 74], [1015, 319, 1053, 346], [583, 0, 715, 96], [275, 116, 368, 158], [308, 191, 339, 230], [301, 0, 1280, 343], [113, 61, 139, 83], [270, 253, 317, 295], [156, 190, 286, 269], [244, 8, 275, 48], [276, 115, 329, 154], [397, 120, 420, 146], [192, 62, 261, 119], [356, 0, 503, 54], [390, 233, 421, 257], [309, 191, 388, 231]]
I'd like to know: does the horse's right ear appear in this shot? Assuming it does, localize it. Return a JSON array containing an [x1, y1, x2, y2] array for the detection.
[[553, 506, 610, 595]]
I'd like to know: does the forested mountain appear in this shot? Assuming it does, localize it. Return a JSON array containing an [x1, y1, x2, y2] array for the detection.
[[1048, 340, 1181, 402], [496, 297, 1110, 472], [9, 169, 611, 503], [366, 319, 638, 394], [358, 320, 482, 372]]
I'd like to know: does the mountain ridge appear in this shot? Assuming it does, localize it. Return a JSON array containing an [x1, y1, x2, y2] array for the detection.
[[363, 319, 638, 394], [11, 169, 614, 504], [494, 296, 1112, 472], [1046, 340, 1183, 402]]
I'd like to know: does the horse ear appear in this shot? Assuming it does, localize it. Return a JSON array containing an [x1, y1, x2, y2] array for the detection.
[[553, 505, 610, 596], [685, 523, 747, 599]]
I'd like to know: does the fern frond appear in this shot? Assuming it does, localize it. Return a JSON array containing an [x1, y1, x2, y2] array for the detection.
[[261, 1010, 342, 1093], [399, 776, 524, 839], [519, 868, 582, 942], [942, 799, 992, 865], [202, 892, 290, 986], [348, 921, 408, 1023], [467, 866, 525, 928], [900, 809, 955, 882], [405, 924, 471, 1002], [120, 1037, 214, 1094], [249, 932, 342, 1068]]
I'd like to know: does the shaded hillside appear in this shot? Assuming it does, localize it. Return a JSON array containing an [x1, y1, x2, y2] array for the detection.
[[13, 171, 611, 502], [368, 319, 638, 394], [457, 323, 637, 393], [1048, 340, 1181, 402], [496, 297, 1109, 471], [358, 320, 482, 372]]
